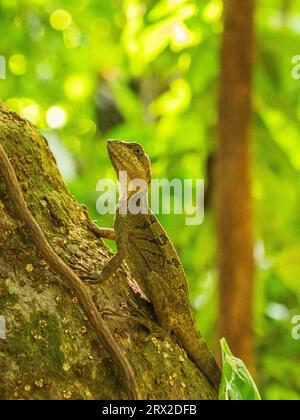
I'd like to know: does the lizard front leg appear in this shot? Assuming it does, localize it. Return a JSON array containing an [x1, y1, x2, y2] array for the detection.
[[80, 204, 116, 241], [93, 227, 116, 241], [74, 232, 127, 284]]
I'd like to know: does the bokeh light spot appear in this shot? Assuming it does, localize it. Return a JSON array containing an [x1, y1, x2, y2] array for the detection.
[[46, 106, 67, 129], [21, 104, 41, 125], [9, 54, 27, 75], [50, 9, 72, 31], [202, 0, 223, 22], [63, 74, 93, 101]]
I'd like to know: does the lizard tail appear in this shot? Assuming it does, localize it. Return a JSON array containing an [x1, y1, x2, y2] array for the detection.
[[176, 326, 222, 393]]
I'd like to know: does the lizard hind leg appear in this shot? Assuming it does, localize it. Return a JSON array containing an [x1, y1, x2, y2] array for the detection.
[[71, 260, 99, 278], [145, 271, 174, 340], [70, 260, 103, 282], [100, 302, 166, 341]]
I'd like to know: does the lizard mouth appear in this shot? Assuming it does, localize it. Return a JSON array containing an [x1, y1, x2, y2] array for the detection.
[[107, 141, 127, 172]]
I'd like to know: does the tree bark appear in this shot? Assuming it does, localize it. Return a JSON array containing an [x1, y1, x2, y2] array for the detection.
[[216, 0, 256, 372], [0, 104, 216, 400]]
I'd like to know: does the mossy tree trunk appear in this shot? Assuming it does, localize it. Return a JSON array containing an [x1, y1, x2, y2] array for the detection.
[[0, 104, 216, 400]]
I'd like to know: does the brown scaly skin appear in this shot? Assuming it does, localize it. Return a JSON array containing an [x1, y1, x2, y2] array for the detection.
[[78, 140, 222, 392]]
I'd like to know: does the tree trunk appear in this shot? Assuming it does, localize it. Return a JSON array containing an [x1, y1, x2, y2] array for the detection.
[[216, 0, 256, 372], [0, 104, 216, 400]]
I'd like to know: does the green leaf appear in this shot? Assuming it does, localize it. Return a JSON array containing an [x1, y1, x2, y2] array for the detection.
[[219, 338, 262, 401]]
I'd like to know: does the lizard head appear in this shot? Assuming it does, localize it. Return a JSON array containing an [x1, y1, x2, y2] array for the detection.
[[107, 140, 152, 185]]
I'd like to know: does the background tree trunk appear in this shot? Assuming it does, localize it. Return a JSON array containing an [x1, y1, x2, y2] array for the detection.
[[216, 0, 256, 373], [0, 104, 216, 400]]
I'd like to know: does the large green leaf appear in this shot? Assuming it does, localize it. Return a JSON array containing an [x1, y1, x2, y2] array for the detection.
[[219, 339, 262, 401]]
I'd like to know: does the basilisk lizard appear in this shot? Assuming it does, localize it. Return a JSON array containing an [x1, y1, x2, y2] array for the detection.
[[77, 140, 222, 392]]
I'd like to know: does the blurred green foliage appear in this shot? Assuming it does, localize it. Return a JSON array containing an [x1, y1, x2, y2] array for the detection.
[[0, 0, 299, 400]]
